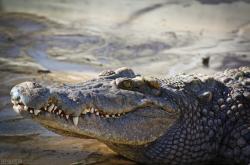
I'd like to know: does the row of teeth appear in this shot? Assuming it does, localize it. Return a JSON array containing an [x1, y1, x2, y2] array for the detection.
[[12, 101, 126, 126]]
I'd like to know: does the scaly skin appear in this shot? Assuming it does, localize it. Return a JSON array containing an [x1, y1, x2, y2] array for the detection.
[[10, 67, 250, 165]]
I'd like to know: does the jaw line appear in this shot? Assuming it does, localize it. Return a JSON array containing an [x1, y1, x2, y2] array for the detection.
[[13, 100, 178, 145]]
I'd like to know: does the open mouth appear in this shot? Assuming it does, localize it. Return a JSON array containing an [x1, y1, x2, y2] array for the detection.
[[11, 100, 127, 126]]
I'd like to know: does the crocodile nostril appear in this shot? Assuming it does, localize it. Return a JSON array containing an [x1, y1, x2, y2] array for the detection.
[[10, 88, 21, 102], [11, 94, 20, 102]]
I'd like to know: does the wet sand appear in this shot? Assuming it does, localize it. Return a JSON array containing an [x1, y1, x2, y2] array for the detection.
[[0, 135, 136, 165], [0, 0, 250, 164]]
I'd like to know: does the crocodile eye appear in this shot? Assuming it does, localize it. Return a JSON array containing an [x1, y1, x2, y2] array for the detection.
[[115, 78, 133, 89], [122, 80, 133, 88]]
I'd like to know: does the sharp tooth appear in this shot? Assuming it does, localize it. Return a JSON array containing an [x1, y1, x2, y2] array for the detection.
[[105, 114, 110, 118], [13, 106, 20, 114], [48, 104, 55, 112], [95, 112, 99, 115], [90, 107, 94, 113], [17, 105, 23, 111], [34, 110, 41, 115], [58, 110, 62, 114], [73, 117, 79, 126], [85, 108, 90, 113], [53, 106, 57, 110], [66, 115, 69, 119], [24, 106, 28, 111], [30, 110, 34, 114], [11, 100, 18, 105], [112, 114, 116, 117], [117, 114, 121, 117], [44, 106, 47, 110]]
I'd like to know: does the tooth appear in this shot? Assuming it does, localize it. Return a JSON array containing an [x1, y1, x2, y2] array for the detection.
[[30, 110, 34, 114], [73, 117, 79, 126], [13, 106, 20, 114], [24, 106, 28, 111], [105, 114, 110, 118], [11, 100, 18, 105], [44, 106, 47, 110], [117, 114, 121, 117], [82, 111, 86, 115], [85, 108, 90, 113], [17, 105, 23, 111], [58, 110, 62, 114], [53, 106, 57, 110], [90, 107, 95, 113], [95, 112, 99, 115], [66, 115, 69, 119], [112, 114, 116, 117], [34, 110, 41, 115], [48, 104, 55, 112]]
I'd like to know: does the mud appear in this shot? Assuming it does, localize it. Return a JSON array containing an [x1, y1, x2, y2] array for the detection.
[[0, 0, 250, 164]]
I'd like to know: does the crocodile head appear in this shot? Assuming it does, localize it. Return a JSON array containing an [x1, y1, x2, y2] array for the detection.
[[10, 67, 181, 146]]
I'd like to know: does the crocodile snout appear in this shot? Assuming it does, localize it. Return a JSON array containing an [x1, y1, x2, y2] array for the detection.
[[10, 81, 50, 114], [10, 88, 21, 104], [10, 81, 39, 103]]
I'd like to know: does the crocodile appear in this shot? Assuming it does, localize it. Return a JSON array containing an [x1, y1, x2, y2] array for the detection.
[[10, 67, 250, 165]]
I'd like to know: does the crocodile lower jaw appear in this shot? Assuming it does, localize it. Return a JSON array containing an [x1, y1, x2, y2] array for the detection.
[[11, 100, 127, 126]]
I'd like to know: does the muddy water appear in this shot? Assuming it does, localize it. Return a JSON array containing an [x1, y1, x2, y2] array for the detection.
[[0, 1, 250, 164]]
